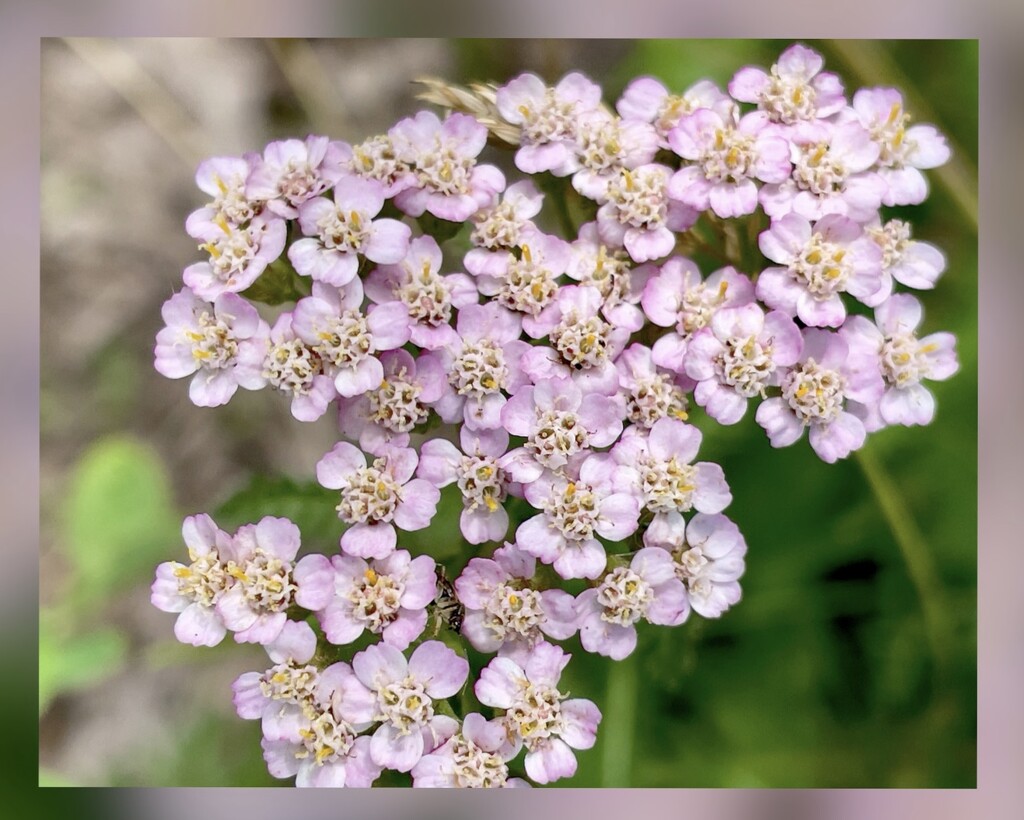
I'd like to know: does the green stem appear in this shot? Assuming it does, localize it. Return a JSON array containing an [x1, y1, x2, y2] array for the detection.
[[854, 447, 952, 676], [600, 651, 638, 787]]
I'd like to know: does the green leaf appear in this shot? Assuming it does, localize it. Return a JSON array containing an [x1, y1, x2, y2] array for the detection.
[[62, 436, 179, 604], [240, 256, 310, 305], [39, 618, 128, 713]]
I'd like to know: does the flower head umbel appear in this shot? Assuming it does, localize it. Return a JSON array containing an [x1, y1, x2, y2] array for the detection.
[[289, 176, 411, 287], [344, 641, 470, 773], [577, 547, 689, 660], [684, 303, 803, 424], [390, 110, 505, 222], [455, 543, 578, 653], [317, 441, 441, 559], [841, 293, 958, 430], [755, 327, 884, 463], [154, 289, 269, 407], [475, 641, 601, 784], [294, 549, 437, 650]]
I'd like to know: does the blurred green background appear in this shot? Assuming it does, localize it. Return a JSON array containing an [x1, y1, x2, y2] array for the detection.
[[39, 39, 976, 787]]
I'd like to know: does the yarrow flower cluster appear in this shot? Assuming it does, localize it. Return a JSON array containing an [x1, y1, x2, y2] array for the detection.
[[153, 43, 959, 787]]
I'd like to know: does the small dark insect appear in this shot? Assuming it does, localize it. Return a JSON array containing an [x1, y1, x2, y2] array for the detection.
[[430, 565, 465, 636]]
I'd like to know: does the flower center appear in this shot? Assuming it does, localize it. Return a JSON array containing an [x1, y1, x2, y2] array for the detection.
[[760, 66, 818, 124], [578, 244, 633, 306], [347, 567, 405, 632], [313, 310, 376, 369], [457, 455, 507, 514], [870, 101, 912, 168], [627, 374, 690, 427], [526, 409, 590, 469], [551, 313, 612, 370], [792, 234, 851, 298], [655, 94, 694, 137], [264, 338, 323, 396], [517, 88, 578, 146], [792, 141, 847, 196], [415, 137, 475, 196], [867, 219, 911, 269], [278, 159, 324, 207], [597, 566, 654, 626], [316, 207, 370, 253], [350, 135, 409, 188], [395, 260, 453, 327], [225, 548, 295, 612], [701, 127, 757, 183], [578, 117, 627, 174], [881, 332, 933, 387], [259, 661, 319, 705], [484, 582, 545, 642], [677, 276, 730, 337], [367, 371, 428, 433], [544, 481, 599, 541], [186, 311, 239, 369], [336, 460, 403, 525], [717, 335, 775, 397], [172, 548, 229, 606], [199, 221, 258, 280], [449, 733, 510, 788], [450, 338, 508, 397], [607, 168, 667, 230], [471, 200, 524, 250], [498, 244, 558, 317], [504, 680, 565, 749], [781, 357, 846, 425], [376, 675, 434, 734], [209, 172, 256, 225], [673, 545, 710, 580], [640, 454, 697, 513], [296, 709, 355, 766]]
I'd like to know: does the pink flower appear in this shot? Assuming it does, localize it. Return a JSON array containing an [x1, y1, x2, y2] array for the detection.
[[339, 133, 416, 198], [566, 222, 655, 332], [291, 279, 411, 399], [417, 426, 512, 545], [667, 109, 791, 218], [571, 109, 659, 200], [293, 549, 437, 650], [154, 289, 269, 407], [343, 641, 470, 773], [684, 303, 803, 424], [151, 514, 233, 647], [617, 76, 736, 148], [475, 641, 601, 784], [642, 258, 755, 373], [289, 176, 411, 287], [729, 43, 846, 125], [245, 135, 347, 218], [577, 547, 689, 660], [336, 348, 446, 455], [317, 441, 441, 559], [610, 419, 732, 548], [596, 164, 698, 263], [419, 301, 531, 431], [411, 712, 527, 788], [183, 212, 286, 300], [850, 87, 950, 206], [185, 154, 260, 236], [390, 111, 505, 222], [259, 661, 383, 787], [659, 512, 747, 618], [759, 120, 886, 223], [233, 310, 336, 423], [499, 377, 626, 484], [365, 234, 477, 350], [519, 285, 631, 396], [232, 620, 319, 726], [496, 71, 603, 175], [455, 543, 578, 653], [616, 343, 694, 428], [465, 180, 545, 277], [755, 328, 884, 463], [840, 294, 958, 430], [757, 213, 885, 327], [514, 455, 640, 581], [865, 217, 946, 299], [215, 516, 301, 645]]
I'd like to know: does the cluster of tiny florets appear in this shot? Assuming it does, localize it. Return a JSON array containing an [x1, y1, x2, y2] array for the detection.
[[153, 43, 957, 787]]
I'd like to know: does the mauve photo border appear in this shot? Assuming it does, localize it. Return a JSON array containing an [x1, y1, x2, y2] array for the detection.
[[8, 0, 1018, 816]]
